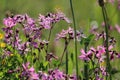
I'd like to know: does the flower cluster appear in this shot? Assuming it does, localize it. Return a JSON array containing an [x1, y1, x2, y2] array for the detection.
[[1, 11, 77, 80], [3, 10, 70, 55], [79, 44, 120, 78], [56, 27, 74, 40], [38, 10, 71, 29], [39, 69, 76, 80], [20, 62, 39, 80]]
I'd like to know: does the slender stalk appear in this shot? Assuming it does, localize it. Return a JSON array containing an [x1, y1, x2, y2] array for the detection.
[[69, 0, 78, 79], [46, 24, 55, 54], [58, 39, 69, 68], [31, 47, 33, 65], [66, 41, 68, 80], [84, 43, 89, 80], [38, 48, 41, 62], [46, 27, 52, 53], [13, 27, 16, 54], [101, 6, 112, 80]]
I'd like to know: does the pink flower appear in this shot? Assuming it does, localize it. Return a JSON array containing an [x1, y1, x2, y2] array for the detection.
[[13, 14, 25, 23], [21, 62, 39, 80], [96, 46, 105, 61], [79, 49, 92, 61], [55, 10, 71, 23], [52, 69, 65, 80], [95, 75, 103, 80], [38, 10, 70, 29], [97, 46, 105, 54], [38, 14, 53, 29], [56, 27, 74, 40], [3, 17, 16, 28]]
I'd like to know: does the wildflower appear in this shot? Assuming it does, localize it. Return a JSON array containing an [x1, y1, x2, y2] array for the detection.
[[56, 27, 74, 40], [21, 62, 39, 80], [53, 69, 65, 80], [48, 69, 65, 80], [76, 29, 86, 41], [29, 67, 39, 80], [90, 46, 106, 62], [38, 14, 53, 29], [17, 42, 29, 54], [96, 46, 106, 58], [55, 10, 71, 23], [0, 33, 4, 39], [95, 75, 103, 80], [117, 53, 120, 58], [38, 69, 76, 80], [38, 10, 70, 29], [69, 74, 77, 80], [100, 67, 107, 76], [95, 31, 106, 40], [0, 42, 6, 48], [79, 49, 92, 61], [46, 53, 58, 62], [3, 17, 16, 28], [31, 41, 38, 48], [38, 40, 49, 49], [13, 14, 25, 23], [109, 37, 116, 46], [38, 71, 48, 80], [25, 14, 35, 27], [23, 14, 36, 36]]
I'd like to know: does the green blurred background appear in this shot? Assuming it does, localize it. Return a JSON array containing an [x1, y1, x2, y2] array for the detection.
[[0, 0, 119, 25], [0, 0, 120, 79]]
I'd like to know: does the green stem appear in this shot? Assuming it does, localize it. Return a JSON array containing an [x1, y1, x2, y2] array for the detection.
[[31, 46, 33, 65], [84, 43, 89, 80], [66, 45, 68, 80], [46, 27, 52, 53], [13, 27, 16, 54], [69, 0, 78, 79], [58, 39, 69, 68], [38, 48, 41, 62], [101, 6, 112, 80]]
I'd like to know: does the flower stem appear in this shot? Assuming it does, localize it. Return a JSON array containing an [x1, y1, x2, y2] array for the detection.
[[84, 43, 89, 80], [58, 39, 69, 68], [66, 41, 68, 80], [46, 27, 52, 53], [13, 27, 16, 54], [69, 0, 78, 79], [101, 5, 112, 80]]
